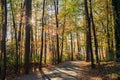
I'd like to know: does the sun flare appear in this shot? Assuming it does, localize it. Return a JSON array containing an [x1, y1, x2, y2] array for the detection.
[[31, 18, 35, 25]]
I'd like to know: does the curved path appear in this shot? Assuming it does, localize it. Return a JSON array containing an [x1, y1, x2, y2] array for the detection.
[[13, 61, 82, 80], [10, 61, 120, 80]]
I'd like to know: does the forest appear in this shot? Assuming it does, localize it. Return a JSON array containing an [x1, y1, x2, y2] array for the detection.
[[0, 0, 120, 80]]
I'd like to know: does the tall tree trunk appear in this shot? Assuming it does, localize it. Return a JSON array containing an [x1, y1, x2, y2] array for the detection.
[[1, 0, 7, 79], [106, 0, 111, 59], [60, 0, 66, 62], [89, 0, 99, 64], [76, 32, 81, 53], [39, 0, 45, 70], [30, 27, 34, 71], [18, 2, 25, 73], [109, 0, 115, 60], [0, 1, 3, 75], [34, 9, 38, 64], [112, 0, 120, 61], [24, 0, 32, 74], [84, 0, 95, 68], [70, 32, 73, 61], [52, 39, 55, 64], [44, 32, 47, 64], [60, 19, 65, 62], [54, 0, 60, 64], [86, 31, 91, 62], [10, 0, 19, 73]]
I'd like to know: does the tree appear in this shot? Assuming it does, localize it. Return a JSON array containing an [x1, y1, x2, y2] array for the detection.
[[60, 0, 66, 63], [39, 0, 46, 70], [24, 0, 32, 74], [70, 32, 73, 60], [1, 0, 7, 79], [89, 0, 99, 64], [44, 31, 47, 64], [84, 0, 95, 68], [18, 1, 25, 73], [106, 0, 111, 60], [76, 32, 81, 53], [10, 0, 19, 73], [54, 0, 60, 64], [112, 0, 120, 61]]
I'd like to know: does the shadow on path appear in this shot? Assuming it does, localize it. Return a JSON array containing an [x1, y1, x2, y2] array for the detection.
[[40, 70, 51, 80], [41, 61, 81, 80]]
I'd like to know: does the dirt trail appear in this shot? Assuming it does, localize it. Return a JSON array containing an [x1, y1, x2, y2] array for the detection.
[[12, 61, 82, 80], [41, 61, 81, 80], [10, 61, 120, 80]]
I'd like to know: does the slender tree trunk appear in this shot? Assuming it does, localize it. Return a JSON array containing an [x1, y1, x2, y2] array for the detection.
[[39, 0, 45, 70], [86, 31, 91, 62], [89, 0, 99, 64], [60, 0, 66, 63], [10, 0, 19, 73], [112, 0, 120, 61], [60, 23, 65, 62], [54, 0, 60, 64], [18, 2, 24, 73], [84, 0, 95, 68], [24, 0, 32, 74], [30, 27, 34, 71], [52, 39, 55, 64], [106, 0, 111, 59], [60, 17, 66, 62], [0, 0, 3, 75], [34, 9, 38, 64], [108, 0, 114, 60], [70, 33, 73, 61], [1, 0, 7, 79], [76, 32, 81, 53], [44, 32, 47, 64]]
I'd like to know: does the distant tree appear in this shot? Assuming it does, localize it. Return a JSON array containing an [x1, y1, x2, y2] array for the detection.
[[18, 2, 25, 73], [10, 0, 19, 73], [44, 31, 47, 64], [76, 32, 81, 53], [54, 0, 60, 64], [60, 0, 66, 62], [39, 0, 46, 70], [70, 32, 73, 61], [106, 0, 111, 59]]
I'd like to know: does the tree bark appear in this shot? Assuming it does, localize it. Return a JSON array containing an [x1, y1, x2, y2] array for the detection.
[[10, 0, 19, 73], [44, 32, 47, 64], [112, 0, 120, 61], [24, 0, 32, 74], [76, 32, 81, 53], [106, 0, 111, 59], [84, 0, 95, 68], [89, 0, 99, 64], [39, 0, 45, 70], [18, 2, 25, 73], [1, 0, 7, 79], [70, 32, 73, 61], [54, 0, 60, 64]]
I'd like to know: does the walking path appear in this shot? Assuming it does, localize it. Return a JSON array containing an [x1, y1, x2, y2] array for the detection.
[[6, 61, 120, 80], [13, 61, 83, 80], [11, 61, 108, 80], [41, 61, 80, 80]]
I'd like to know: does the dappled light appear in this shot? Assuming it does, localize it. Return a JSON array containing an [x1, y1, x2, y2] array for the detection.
[[0, 0, 120, 80]]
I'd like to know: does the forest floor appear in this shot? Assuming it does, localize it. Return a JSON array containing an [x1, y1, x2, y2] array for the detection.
[[7, 61, 120, 80]]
